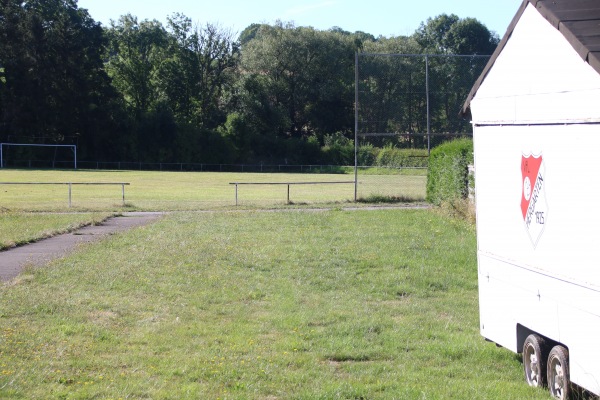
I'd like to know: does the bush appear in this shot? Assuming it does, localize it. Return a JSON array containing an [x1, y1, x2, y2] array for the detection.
[[357, 143, 377, 166], [376, 146, 428, 168], [322, 132, 354, 165], [426, 139, 473, 206]]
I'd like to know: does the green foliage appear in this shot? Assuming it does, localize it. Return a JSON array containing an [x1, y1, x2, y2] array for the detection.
[[414, 14, 499, 55], [0, 4, 498, 166], [376, 146, 428, 168], [321, 144, 353, 165], [174, 123, 236, 164], [0, 0, 116, 143], [358, 28, 491, 138], [357, 143, 377, 166], [105, 15, 169, 116], [321, 132, 354, 165], [239, 23, 265, 46], [426, 138, 473, 205], [161, 14, 238, 128], [239, 23, 356, 140], [102, 14, 240, 163]]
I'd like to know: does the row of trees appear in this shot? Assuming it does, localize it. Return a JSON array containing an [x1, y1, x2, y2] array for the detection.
[[0, 0, 500, 165]]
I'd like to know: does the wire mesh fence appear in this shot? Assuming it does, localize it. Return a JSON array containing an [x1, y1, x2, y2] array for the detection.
[[355, 53, 490, 201], [3, 159, 354, 173], [0, 53, 489, 206]]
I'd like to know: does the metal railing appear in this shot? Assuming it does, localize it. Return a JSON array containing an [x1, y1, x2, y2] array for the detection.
[[229, 181, 355, 206], [0, 182, 130, 207]]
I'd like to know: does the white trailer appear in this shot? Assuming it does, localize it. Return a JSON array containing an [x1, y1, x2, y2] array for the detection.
[[463, 1, 600, 399]]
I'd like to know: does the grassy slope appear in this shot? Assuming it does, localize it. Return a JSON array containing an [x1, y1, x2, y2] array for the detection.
[[0, 210, 549, 399]]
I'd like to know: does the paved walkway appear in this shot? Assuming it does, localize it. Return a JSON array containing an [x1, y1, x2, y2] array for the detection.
[[0, 212, 163, 282]]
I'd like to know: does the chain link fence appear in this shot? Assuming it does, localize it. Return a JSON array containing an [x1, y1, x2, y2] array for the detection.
[[1, 159, 351, 173], [354, 53, 490, 201], [0, 54, 490, 206]]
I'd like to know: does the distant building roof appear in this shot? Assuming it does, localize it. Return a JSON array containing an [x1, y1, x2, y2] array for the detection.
[[462, 0, 600, 115]]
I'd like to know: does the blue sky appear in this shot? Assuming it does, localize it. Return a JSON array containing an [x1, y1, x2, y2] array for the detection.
[[77, 0, 523, 38]]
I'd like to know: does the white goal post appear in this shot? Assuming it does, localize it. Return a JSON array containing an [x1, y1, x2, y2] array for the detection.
[[0, 143, 77, 169]]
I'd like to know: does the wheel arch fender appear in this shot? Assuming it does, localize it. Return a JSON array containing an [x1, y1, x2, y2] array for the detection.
[[517, 323, 562, 354]]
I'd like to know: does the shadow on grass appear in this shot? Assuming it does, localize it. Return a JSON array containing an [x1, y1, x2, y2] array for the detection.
[[356, 194, 424, 204]]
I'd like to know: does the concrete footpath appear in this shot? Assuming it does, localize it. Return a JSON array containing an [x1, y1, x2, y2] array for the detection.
[[0, 212, 163, 282]]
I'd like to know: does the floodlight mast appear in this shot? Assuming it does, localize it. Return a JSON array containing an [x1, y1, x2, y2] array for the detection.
[[0, 143, 77, 169]]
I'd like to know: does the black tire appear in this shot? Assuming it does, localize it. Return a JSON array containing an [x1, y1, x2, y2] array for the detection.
[[523, 334, 547, 387], [547, 345, 570, 400]]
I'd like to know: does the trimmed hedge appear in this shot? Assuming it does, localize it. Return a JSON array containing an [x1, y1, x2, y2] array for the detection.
[[426, 139, 473, 205]]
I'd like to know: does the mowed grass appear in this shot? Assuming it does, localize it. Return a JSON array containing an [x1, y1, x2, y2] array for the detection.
[[0, 212, 114, 250], [0, 169, 426, 211], [0, 210, 549, 399]]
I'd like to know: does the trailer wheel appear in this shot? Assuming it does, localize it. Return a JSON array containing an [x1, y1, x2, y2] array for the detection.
[[547, 345, 570, 400], [523, 334, 547, 388]]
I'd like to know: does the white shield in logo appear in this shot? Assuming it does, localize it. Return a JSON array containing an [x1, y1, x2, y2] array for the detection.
[[520, 153, 548, 248]]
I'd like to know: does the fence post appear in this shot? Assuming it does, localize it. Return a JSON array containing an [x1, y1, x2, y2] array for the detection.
[[354, 51, 359, 202], [68, 183, 72, 208], [426, 54, 431, 156]]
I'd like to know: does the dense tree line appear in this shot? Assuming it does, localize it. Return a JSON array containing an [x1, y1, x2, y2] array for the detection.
[[0, 0, 499, 166]]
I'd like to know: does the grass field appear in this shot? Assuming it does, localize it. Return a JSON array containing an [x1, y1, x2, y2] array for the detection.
[[0, 212, 114, 250], [0, 169, 550, 399], [0, 169, 426, 211], [0, 208, 551, 399]]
